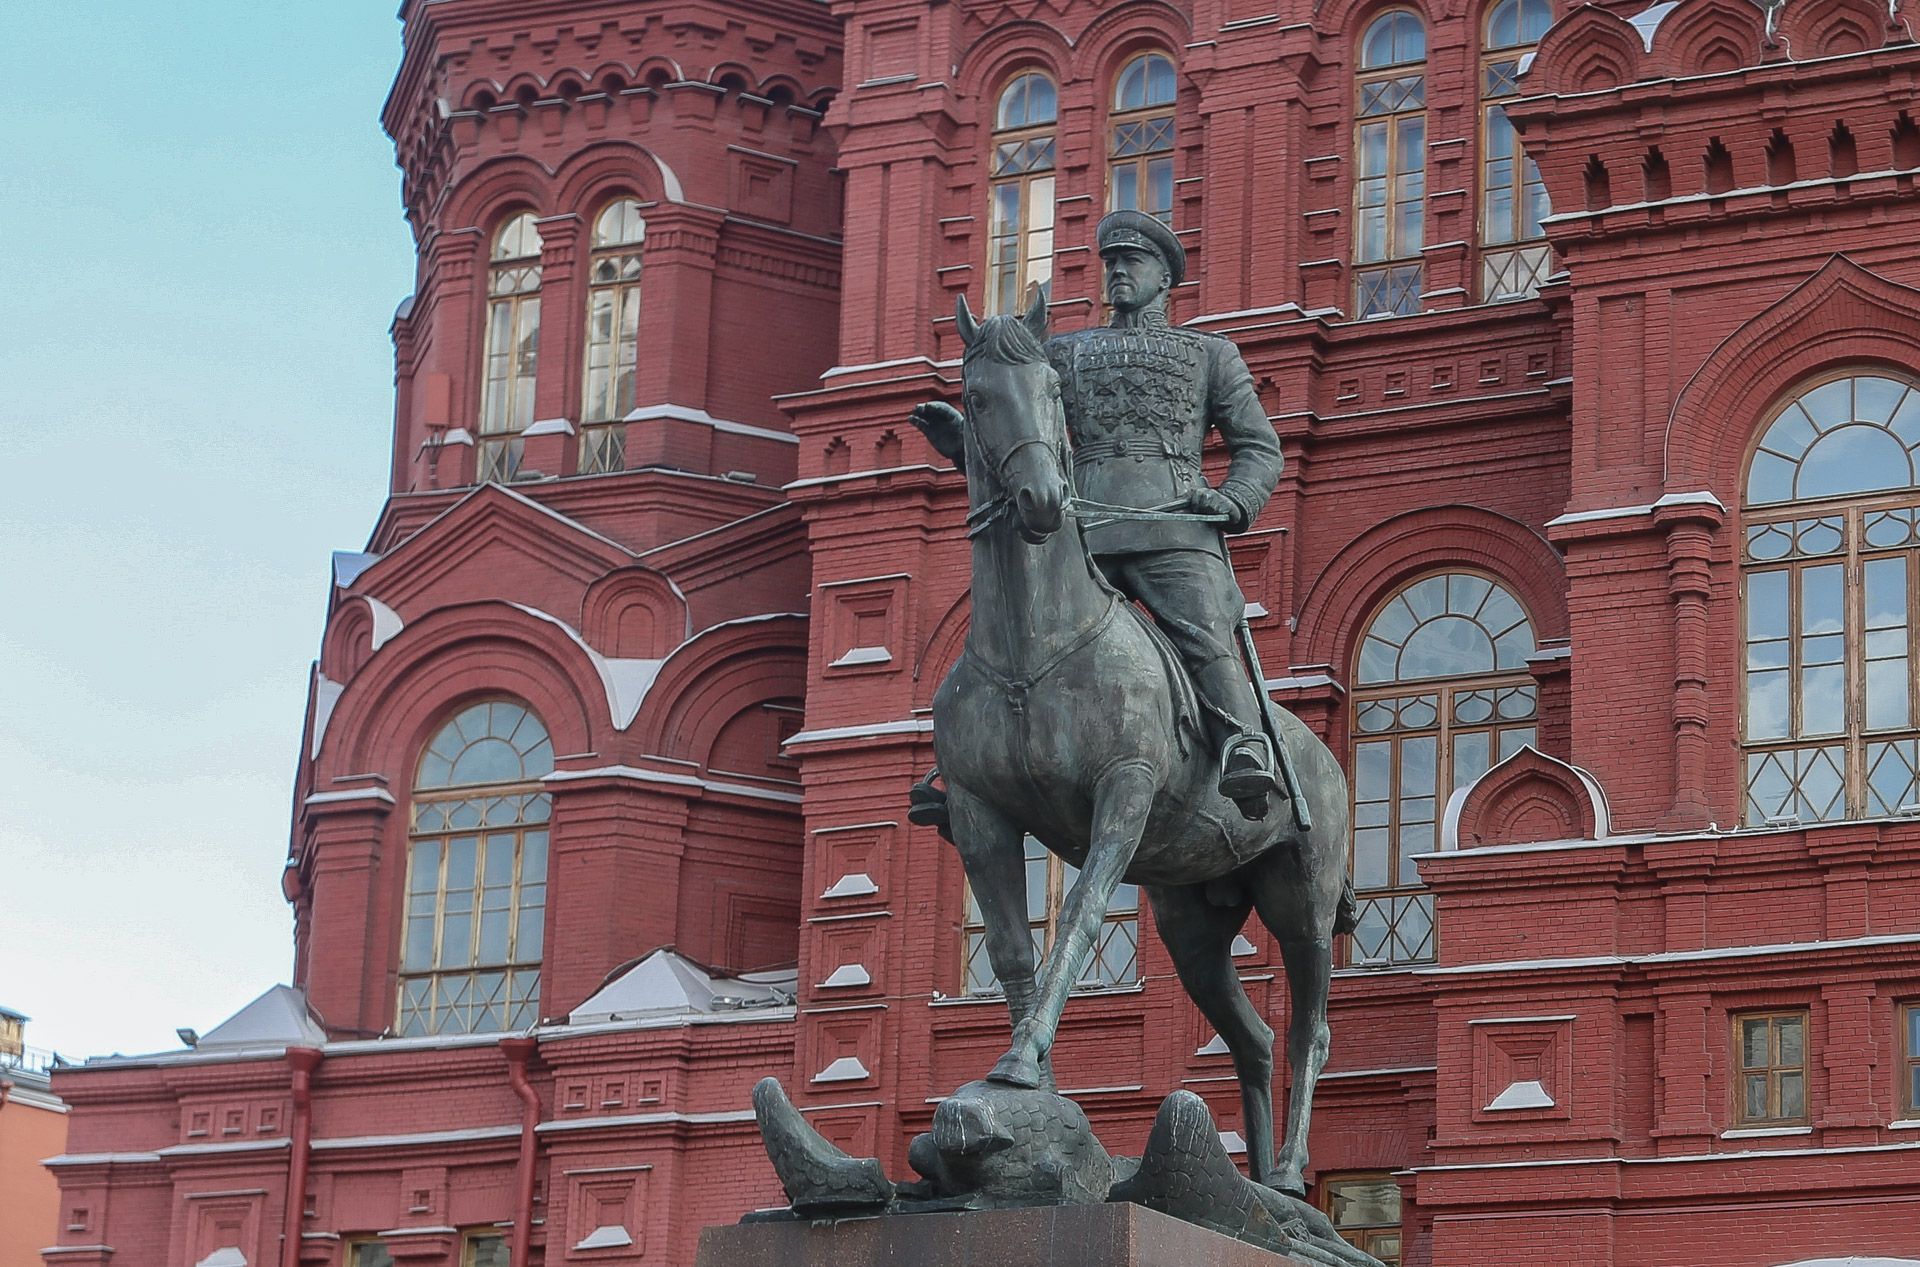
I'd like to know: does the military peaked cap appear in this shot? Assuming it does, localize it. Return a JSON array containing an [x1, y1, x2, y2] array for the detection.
[[1096, 210, 1186, 287]]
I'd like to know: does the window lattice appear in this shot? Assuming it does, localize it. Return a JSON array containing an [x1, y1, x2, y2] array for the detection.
[[988, 72, 1058, 316], [1355, 12, 1427, 317], [1109, 53, 1177, 224], [963, 836, 1139, 994], [400, 701, 553, 1036], [479, 212, 543, 483], [1480, 0, 1554, 301], [580, 199, 645, 474], [1741, 373, 1920, 825], [1350, 574, 1538, 966]]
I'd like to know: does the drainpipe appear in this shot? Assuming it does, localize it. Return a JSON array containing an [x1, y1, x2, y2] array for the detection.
[[282, 1047, 323, 1267], [501, 1038, 541, 1267]]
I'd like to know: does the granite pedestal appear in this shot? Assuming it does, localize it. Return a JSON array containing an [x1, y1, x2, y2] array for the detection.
[[693, 1203, 1311, 1267]]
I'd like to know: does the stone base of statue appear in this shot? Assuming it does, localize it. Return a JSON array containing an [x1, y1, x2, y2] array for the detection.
[[734, 1078, 1385, 1267], [693, 1202, 1313, 1267]]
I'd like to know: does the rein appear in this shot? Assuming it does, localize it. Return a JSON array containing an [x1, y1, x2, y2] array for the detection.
[[967, 495, 1230, 538]]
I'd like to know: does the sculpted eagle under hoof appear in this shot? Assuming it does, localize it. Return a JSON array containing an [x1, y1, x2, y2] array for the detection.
[[750, 1077, 892, 1213], [1113, 1091, 1387, 1267]]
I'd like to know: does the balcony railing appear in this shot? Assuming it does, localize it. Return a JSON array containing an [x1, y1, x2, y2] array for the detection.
[[0, 1045, 63, 1078]]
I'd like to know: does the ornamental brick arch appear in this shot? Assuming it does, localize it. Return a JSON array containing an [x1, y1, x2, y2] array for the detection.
[[313, 600, 604, 787], [1521, 4, 1646, 96], [580, 565, 690, 659], [553, 140, 676, 216], [1647, 0, 1767, 79], [1444, 746, 1611, 849], [439, 153, 553, 236], [914, 589, 971, 710], [956, 21, 1072, 106], [629, 613, 808, 768], [1313, 0, 1439, 60], [1070, 1, 1193, 90], [1293, 504, 1568, 681], [1778, 0, 1901, 60], [321, 599, 377, 683], [1664, 256, 1920, 498]]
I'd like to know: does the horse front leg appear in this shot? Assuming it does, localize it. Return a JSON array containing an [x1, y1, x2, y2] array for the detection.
[[989, 760, 1158, 1089], [1269, 930, 1332, 1195], [945, 784, 1051, 1087]]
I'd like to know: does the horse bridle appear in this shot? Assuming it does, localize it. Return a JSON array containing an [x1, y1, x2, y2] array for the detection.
[[961, 367, 1072, 539]]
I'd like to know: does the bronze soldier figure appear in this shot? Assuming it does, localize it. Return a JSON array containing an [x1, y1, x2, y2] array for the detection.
[[915, 209, 1284, 819]]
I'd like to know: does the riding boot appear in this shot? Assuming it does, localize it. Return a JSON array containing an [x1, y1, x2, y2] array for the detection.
[[1192, 658, 1285, 819], [908, 767, 954, 842]]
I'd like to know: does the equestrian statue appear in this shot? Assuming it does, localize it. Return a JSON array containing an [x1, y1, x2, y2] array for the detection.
[[737, 211, 1375, 1267]]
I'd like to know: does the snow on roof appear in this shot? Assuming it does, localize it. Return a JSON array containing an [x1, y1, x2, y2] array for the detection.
[[567, 949, 796, 1025], [196, 985, 328, 1050], [1630, 1, 1679, 51], [332, 551, 380, 588]]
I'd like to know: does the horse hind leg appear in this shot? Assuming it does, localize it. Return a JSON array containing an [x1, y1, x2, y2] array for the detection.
[[1248, 850, 1336, 1196], [1144, 880, 1278, 1188], [944, 784, 1052, 1089]]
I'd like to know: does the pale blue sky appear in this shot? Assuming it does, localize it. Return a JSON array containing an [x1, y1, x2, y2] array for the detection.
[[0, 4, 414, 1058]]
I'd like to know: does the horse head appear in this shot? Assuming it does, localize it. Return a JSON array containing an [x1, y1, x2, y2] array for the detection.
[[955, 292, 1070, 544]]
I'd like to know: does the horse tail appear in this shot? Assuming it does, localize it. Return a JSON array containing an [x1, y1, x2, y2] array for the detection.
[[1334, 875, 1359, 937]]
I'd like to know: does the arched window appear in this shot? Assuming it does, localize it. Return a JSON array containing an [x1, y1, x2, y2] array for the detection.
[[1481, 0, 1554, 301], [1354, 11, 1428, 318], [1108, 52, 1177, 224], [987, 71, 1058, 316], [1350, 572, 1538, 964], [400, 700, 555, 1036], [580, 199, 645, 475], [1741, 371, 1920, 825], [963, 836, 1139, 994], [478, 213, 544, 483]]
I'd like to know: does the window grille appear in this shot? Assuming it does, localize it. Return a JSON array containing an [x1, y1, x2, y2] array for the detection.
[[478, 213, 543, 483], [1480, 0, 1554, 301], [987, 72, 1058, 316], [1740, 373, 1920, 824], [580, 200, 644, 474], [1349, 573, 1538, 965], [963, 835, 1139, 994], [1354, 11, 1427, 317], [1733, 1010, 1809, 1126], [1322, 1174, 1403, 1265], [399, 700, 554, 1036], [1108, 53, 1177, 225]]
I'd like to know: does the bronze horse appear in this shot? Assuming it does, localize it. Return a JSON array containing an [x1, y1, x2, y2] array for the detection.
[[917, 294, 1356, 1195]]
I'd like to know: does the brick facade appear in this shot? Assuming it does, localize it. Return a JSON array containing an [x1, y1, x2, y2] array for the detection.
[[40, 0, 1920, 1265]]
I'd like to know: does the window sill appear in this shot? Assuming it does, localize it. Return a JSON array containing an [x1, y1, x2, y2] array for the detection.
[[1721, 1125, 1813, 1139], [1888, 1119, 1920, 1130], [932, 982, 1144, 1007]]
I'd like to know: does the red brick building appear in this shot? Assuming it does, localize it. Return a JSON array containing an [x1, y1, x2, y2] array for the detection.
[[39, 0, 1920, 1265]]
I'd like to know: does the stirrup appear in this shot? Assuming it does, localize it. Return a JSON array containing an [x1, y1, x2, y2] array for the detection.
[[1218, 736, 1280, 803], [909, 769, 953, 838]]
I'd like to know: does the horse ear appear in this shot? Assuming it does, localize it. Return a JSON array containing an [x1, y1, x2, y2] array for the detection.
[[1023, 285, 1050, 342], [955, 293, 979, 346]]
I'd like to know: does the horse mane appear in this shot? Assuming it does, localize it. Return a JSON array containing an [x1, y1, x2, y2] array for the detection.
[[963, 313, 1048, 368]]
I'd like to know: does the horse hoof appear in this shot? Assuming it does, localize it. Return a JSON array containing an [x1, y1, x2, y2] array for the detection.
[[1268, 1169, 1306, 1199], [986, 1052, 1043, 1089]]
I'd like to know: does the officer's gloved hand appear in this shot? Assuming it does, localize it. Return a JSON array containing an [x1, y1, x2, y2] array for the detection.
[[1186, 484, 1246, 531], [910, 401, 968, 471]]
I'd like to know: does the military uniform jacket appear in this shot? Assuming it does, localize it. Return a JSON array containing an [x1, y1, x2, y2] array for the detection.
[[1046, 312, 1283, 556]]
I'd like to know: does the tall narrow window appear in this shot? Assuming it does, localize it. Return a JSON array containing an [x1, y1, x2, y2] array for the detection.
[[1350, 573, 1538, 964], [1903, 1002, 1920, 1117], [478, 213, 544, 483], [580, 199, 645, 475], [1481, 0, 1554, 301], [1108, 53, 1177, 224], [400, 700, 554, 1036], [964, 836, 1139, 993], [1733, 1010, 1810, 1126], [1322, 1175, 1403, 1266], [1742, 372, 1920, 825], [987, 72, 1058, 316], [1355, 11, 1427, 317]]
